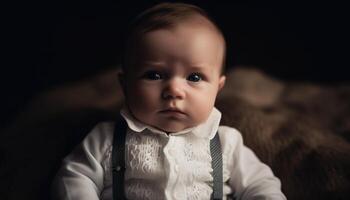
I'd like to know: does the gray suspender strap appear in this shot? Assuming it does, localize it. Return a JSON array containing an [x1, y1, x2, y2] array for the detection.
[[112, 117, 223, 200], [112, 116, 127, 200], [210, 133, 223, 200]]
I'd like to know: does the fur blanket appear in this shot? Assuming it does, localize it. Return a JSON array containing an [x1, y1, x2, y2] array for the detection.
[[1, 67, 349, 200], [217, 68, 350, 199]]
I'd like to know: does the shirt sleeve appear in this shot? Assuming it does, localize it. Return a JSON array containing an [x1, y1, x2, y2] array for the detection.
[[219, 126, 287, 200], [51, 122, 115, 200]]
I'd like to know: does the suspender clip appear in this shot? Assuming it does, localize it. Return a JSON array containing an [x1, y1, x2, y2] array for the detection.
[[112, 165, 125, 172]]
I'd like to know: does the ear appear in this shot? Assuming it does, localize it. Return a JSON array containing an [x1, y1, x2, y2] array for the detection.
[[218, 75, 226, 91]]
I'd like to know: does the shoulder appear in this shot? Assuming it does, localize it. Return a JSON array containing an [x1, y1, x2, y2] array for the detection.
[[218, 125, 243, 141], [61, 121, 118, 163], [217, 125, 244, 153], [78, 121, 116, 155], [86, 121, 115, 142], [90, 121, 115, 136]]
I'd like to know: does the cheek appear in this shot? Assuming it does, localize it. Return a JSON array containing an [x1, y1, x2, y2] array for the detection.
[[127, 83, 160, 110], [188, 88, 218, 122]]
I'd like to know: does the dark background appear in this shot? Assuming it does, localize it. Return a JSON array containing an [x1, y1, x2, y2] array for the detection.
[[2, 1, 350, 128], [1, 1, 350, 199]]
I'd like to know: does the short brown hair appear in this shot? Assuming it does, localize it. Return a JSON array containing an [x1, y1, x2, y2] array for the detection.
[[122, 2, 226, 73]]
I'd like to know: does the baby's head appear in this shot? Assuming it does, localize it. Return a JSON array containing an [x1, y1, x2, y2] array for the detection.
[[120, 2, 226, 133]]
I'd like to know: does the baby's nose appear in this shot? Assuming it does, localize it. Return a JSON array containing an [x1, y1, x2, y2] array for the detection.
[[161, 78, 186, 100]]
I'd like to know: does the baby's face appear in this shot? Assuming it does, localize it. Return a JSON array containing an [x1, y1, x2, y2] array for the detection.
[[122, 19, 226, 133]]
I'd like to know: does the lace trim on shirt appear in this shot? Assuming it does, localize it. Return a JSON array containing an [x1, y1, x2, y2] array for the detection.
[[100, 129, 233, 200], [125, 132, 164, 179], [125, 179, 165, 200]]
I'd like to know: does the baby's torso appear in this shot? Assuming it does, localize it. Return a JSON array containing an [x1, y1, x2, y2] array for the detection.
[[100, 127, 235, 200]]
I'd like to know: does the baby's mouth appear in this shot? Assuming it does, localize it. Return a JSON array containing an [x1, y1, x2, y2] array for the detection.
[[159, 108, 186, 115]]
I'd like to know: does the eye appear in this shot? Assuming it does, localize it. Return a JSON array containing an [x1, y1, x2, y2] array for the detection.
[[143, 70, 162, 80], [187, 73, 202, 82]]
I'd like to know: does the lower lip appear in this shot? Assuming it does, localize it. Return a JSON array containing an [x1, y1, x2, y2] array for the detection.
[[159, 110, 186, 116]]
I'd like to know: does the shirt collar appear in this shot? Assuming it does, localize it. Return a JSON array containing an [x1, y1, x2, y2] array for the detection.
[[120, 106, 221, 139]]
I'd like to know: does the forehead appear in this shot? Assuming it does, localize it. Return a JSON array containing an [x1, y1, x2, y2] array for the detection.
[[129, 18, 225, 72]]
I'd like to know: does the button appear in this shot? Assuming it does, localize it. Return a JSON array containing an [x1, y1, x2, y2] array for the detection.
[[113, 166, 121, 172]]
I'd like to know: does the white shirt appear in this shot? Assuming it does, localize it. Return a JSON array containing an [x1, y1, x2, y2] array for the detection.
[[52, 107, 286, 200]]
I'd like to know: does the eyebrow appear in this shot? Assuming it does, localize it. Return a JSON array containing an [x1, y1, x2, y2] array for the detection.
[[140, 61, 165, 66], [187, 64, 209, 70]]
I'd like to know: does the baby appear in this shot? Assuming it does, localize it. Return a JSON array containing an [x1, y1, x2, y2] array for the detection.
[[52, 3, 286, 200]]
